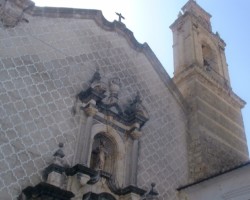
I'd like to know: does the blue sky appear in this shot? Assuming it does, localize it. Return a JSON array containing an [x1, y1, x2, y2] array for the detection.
[[33, 0, 250, 149]]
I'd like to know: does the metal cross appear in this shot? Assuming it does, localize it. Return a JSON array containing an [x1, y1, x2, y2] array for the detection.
[[115, 12, 125, 23]]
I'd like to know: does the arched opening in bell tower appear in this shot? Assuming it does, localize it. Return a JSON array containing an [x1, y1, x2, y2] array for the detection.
[[201, 43, 218, 72]]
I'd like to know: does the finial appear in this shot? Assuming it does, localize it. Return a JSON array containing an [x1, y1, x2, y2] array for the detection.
[[58, 142, 63, 148], [134, 91, 142, 104], [53, 142, 65, 158], [90, 68, 101, 84], [142, 182, 159, 200], [115, 12, 125, 23], [148, 182, 159, 196], [216, 31, 220, 38]]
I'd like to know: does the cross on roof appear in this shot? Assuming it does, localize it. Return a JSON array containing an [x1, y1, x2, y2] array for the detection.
[[115, 12, 125, 23]]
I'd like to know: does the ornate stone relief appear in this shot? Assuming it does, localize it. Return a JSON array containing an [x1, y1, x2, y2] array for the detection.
[[19, 143, 153, 200], [0, 0, 34, 27], [19, 71, 154, 200], [46, 71, 154, 200], [90, 134, 115, 173], [76, 70, 149, 131]]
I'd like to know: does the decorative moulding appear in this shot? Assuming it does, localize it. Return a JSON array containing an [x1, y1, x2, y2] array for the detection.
[[76, 70, 149, 134]]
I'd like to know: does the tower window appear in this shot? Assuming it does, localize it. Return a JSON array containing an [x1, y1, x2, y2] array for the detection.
[[202, 44, 217, 72]]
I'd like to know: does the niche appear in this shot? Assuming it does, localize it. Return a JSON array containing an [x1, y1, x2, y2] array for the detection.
[[90, 133, 116, 174]]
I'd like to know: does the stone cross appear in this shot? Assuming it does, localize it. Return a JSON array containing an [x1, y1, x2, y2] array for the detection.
[[115, 12, 125, 23]]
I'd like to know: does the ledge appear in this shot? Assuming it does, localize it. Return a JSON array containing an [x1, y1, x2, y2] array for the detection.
[[22, 182, 74, 200], [177, 161, 250, 191]]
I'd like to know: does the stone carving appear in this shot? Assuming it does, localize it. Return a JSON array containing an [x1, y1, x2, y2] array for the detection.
[[83, 103, 98, 117], [21, 163, 147, 199], [78, 71, 149, 129], [125, 92, 149, 119], [92, 140, 108, 170], [45, 143, 68, 188], [142, 183, 159, 200], [86, 170, 101, 185], [0, 0, 34, 28], [90, 69, 107, 95], [52, 143, 68, 167], [102, 77, 121, 106], [130, 128, 142, 140]]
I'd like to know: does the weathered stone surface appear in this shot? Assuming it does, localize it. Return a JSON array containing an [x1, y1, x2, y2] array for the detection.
[[0, 9, 189, 199], [2, 1, 247, 200], [171, 0, 248, 182]]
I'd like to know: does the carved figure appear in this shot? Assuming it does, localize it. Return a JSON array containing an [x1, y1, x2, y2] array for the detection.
[[125, 92, 149, 118], [93, 140, 108, 170], [102, 77, 121, 106], [90, 69, 107, 94], [53, 143, 68, 167]]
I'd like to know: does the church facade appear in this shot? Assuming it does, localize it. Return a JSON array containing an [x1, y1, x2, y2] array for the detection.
[[0, 0, 248, 199]]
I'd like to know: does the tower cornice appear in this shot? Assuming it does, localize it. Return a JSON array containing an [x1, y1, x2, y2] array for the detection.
[[173, 65, 246, 109]]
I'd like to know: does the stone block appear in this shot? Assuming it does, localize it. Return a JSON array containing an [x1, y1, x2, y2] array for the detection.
[[23, 160, 37, 175], [1, 144, 14, 157], [2, 58, 15, 68], [1, 171, 17, 186], [6, 154, 21, 169]]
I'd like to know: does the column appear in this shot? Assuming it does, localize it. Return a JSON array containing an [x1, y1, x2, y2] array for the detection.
[[74, 102, 98, 166], [129, 128, 142, 185]]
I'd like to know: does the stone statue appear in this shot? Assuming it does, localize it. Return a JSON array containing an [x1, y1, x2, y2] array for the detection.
[[124, 92, 149, 119], [90, 69, 107, 94], [93, 140, 108, 170], [102, 77, 121, 106]]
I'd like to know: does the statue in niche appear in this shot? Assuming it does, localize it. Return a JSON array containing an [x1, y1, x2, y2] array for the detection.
[[92, 140, 108, 170]]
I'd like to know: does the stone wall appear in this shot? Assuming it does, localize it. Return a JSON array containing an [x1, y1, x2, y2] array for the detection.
[[187, 77, 248, 181], [0, 6, 188, 199]]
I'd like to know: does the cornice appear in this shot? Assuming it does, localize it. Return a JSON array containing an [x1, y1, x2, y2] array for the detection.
[[177, 161, 250, 191], [170, 11, 211, 33], [21, 182, 74, 200], [174, 65, 246, 109], [42, 164, 146, 196], [181, 0, 212, 19]]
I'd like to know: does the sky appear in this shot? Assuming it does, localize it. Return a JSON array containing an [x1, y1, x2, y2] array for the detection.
[[33, 0, 250, 149]]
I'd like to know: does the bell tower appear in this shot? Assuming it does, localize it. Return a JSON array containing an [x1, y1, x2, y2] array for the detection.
[[171, 0, 249, 181]]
